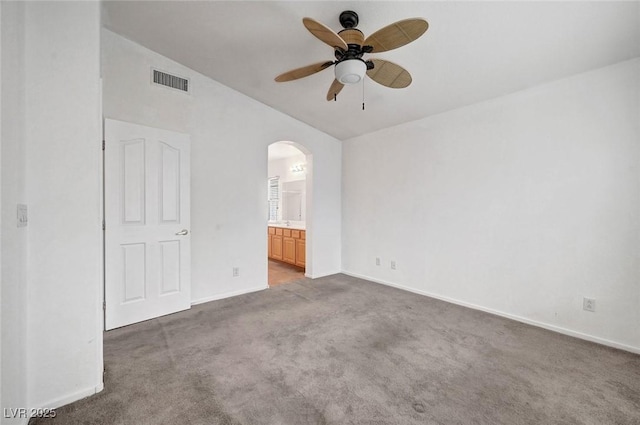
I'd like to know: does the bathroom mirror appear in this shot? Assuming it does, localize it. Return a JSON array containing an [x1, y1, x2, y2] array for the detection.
[[281, 180, 305, 221]]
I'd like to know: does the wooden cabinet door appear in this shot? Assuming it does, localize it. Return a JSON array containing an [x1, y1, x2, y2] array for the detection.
[[283, 237, 296, 264], [272, 235, 283, 260], [267, 227, 276, 259], [295, 238, 306, 267]]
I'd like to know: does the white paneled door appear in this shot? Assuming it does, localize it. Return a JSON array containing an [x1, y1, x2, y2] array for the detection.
[[104, 119, 191, 330]]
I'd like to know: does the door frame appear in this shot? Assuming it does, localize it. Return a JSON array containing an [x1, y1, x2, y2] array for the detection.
[[266, 141, 313, 279]]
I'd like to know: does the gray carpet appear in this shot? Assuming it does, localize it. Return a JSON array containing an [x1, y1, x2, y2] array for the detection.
[[32, 274, 640, 425]]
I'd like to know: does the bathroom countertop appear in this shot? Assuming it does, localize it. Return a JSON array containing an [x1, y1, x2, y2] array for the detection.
[[268, 222, 306, 230]]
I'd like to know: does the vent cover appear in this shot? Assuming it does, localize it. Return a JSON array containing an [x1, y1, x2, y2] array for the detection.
[[152, 69, 190, 93]]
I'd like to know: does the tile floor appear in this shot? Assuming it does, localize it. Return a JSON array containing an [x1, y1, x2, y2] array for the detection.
[[268, 259, 305, 287]]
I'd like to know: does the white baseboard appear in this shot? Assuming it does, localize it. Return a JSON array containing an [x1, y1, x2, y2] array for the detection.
[[341, 270, 640, 355], [306, 270, 340, 279], [35, 383, 103, 411], [2, 416, 30, 425], [6, 418, 30, 425], [190, 284, 268, 306]]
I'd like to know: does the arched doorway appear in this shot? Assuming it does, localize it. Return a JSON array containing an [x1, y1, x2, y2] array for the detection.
[[267, 141, 312, 286]]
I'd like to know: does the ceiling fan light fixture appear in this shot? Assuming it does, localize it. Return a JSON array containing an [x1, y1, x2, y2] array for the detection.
[[335, 59, 366, 85]]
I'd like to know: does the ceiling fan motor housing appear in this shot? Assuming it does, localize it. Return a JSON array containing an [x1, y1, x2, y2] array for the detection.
[[338, 28, 364, 46]]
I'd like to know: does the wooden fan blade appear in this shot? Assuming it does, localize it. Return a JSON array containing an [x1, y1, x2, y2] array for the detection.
[[366, 59, 412, 88], [364, 18, 428, 53], [275, 61, 334, 82], [303, 17, 348, 51], [326, 79, 344, 101]]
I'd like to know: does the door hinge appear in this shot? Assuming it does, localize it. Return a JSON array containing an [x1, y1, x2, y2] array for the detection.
[[102, 140, 105, 150], [103, 301, 106, 311], [102, 220, 105, 231]]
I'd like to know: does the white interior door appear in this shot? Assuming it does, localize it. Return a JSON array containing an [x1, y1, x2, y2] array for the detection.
[[104, 119, 191, 330]]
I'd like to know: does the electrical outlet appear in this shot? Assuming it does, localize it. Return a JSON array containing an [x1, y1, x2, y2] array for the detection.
[[390, 261, 396, 270], [232, 267, 239, 277], [17, 204, 27, 228], [583, 297, 595, 312], [375, 257, 381, 266]]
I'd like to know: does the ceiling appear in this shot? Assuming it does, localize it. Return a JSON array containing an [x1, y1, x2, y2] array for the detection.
[[102, 1, 640, 140]]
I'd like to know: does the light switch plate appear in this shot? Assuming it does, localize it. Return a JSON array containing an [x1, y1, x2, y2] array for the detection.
[[17, 204, 28, 228]]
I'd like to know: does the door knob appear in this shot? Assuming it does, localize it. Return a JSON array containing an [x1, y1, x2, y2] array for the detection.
[[175, 229, 189, 236]]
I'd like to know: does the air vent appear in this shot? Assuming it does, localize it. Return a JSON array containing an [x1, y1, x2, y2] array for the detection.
[[152, 68, 190, 93]]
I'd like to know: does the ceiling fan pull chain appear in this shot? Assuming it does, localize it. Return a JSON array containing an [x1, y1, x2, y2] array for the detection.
[[362, 78, 365, 111]]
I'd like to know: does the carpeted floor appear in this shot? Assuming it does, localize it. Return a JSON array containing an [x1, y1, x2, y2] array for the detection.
[[32, 274, 640, 425]]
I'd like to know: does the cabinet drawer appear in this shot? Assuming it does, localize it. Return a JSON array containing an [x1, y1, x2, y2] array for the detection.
[[268, 227, 276, 235], [300, 230, 306, 240], [283, 229, 291, 237], [275, 228, 283, 236], [291, 230, 300, 239]]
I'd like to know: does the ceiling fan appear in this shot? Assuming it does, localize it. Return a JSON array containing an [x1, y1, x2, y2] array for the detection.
[[275, 10, 429, 101]]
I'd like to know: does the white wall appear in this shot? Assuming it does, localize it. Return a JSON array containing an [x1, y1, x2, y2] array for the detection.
[[1, 1, 3, 415], [24, 1, 103, 410], [343, 58, 640, 352], [0, 0, 4, 419], [101, 29, 342, 302], [1, 2, 28, 423]]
